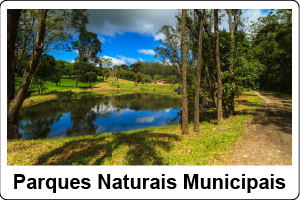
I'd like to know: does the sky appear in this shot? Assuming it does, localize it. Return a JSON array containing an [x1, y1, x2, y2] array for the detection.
[[51, 9, 271, 66]]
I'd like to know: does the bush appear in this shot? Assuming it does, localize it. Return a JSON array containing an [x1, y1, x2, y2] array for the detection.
[[166, 75, 178, 84], [153, 75, 164, 81]]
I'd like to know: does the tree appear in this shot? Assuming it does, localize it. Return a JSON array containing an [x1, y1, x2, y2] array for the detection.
[[225, 9, 235, 115], [34, 54, 57, 93], [130, 62, 142, 74], [251, 9, 292, 93], [52, 60, 65, 86], [7, 9, 21, 103], [63, 61, 74, 78], [135, 72, 143, 83], [8, 9, 48, 139], [155, 22, 182, 78], [120, 64, 129, 71], [84, 72, 97, 87], [181, 9, 189, 134], [14, 9, 89, 80], [214, 9, 223, 125], [112, 67, 118, 86], [7, 9, 90, 140], [73, 59, 92, 87], [72, 30, 102, 64], [194, 9, 204, 133], [99, 57, 113, 79]]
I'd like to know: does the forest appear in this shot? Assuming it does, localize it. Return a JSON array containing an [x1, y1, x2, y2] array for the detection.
[[7, 9, 292, 143]]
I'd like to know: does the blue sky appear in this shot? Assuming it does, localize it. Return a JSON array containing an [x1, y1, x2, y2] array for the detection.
[[54, 32, 160, 65], [50, 9, 271, 66]]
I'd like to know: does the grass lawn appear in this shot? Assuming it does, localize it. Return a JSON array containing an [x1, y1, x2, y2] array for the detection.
[[16, 75, 104, 94], [106, 78, 179, 95], [7, 90, 264, 165], [20, 77, 180, 107]]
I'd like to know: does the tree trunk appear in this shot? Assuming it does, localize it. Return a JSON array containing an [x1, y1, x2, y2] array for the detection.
[[7, 9, 21, 103], [7, 9, 48, 140], [181, 9, 189, 134], [235, 9, 242, 32], [214, 9, 223, 125], [202, 9, 218, 107], [204, 59, 216, 106], [194, 10, 204, 133], [227, 9, 235, 115]]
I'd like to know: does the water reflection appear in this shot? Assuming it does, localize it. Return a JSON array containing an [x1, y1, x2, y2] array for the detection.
[[19, 93, 213, 139]]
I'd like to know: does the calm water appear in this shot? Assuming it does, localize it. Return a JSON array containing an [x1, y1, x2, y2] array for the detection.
[[19, 93, 212, 139]]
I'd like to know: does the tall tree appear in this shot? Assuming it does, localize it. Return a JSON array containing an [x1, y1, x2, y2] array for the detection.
[[72, 30, 102, 64], [181, 9, 189, 134], [227, 9, 235, 115], [155, 24, 182, 79], [7, 9, 21, 103], [194, 9, 204, 133], [214, 9, 223, 125], [7, 9, 48, 139]]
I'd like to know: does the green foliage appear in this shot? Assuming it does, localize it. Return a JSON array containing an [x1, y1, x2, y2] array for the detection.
[[130, 63, 142, 74], [83, 72, 97, 86], [34, 54, 58, 93], [155, 24, 181, 67], [62, 61, 74, 78], [135, 72, 143, 83], [165, 75, 178, 84], [153, 75, 164, 81], [142, 75, 152, 83], [99, 57, 113, 68], [73, 59, 95, 86], [251, 9, 292, 93], [72, 30, 102, 63], [103, 67, 111, 80]]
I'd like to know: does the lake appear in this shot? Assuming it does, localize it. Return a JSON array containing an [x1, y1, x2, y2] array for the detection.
[[19, 92, 213, 139]]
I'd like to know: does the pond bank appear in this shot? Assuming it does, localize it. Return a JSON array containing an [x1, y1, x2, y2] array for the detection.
[[21, 77, 180, 108], [8, 91, 264, 165]]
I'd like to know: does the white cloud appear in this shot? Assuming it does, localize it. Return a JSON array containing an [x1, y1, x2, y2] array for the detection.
[[136, 116, 155, 123], [99, 36, 106, 43], [74, 50, 79, 55], [139, 58, 144, 62], [70, 59, 75, 63], [242, 9, 270, 33], [154, 33, 166, 41], [117, 55, 137, 63], [103, 55, 126, 66], [137, 49, 155, 56], [101, 55, 138, 66], [163, 59, 172, 65]]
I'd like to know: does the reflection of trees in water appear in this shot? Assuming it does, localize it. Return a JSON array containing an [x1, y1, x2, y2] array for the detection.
[[19, 114, 63, 139], [19, 93, 186, 139], [19, 95, 111, 138], [167, 111, 181, 125], [166, 101, 214, 125], [113, 93, 182, 112]]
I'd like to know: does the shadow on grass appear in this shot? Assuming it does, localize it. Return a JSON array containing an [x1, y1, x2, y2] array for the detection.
[[236, 99, 265, 108], [35, 131, 180, 165]]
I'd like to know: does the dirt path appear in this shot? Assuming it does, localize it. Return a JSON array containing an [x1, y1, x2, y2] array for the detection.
[[226, 91, 292, 165]]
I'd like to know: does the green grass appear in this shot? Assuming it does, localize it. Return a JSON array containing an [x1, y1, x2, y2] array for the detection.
[[8, 90, 264, 165], [108, 79, 179, 95], [16, 75, 104, 94]]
